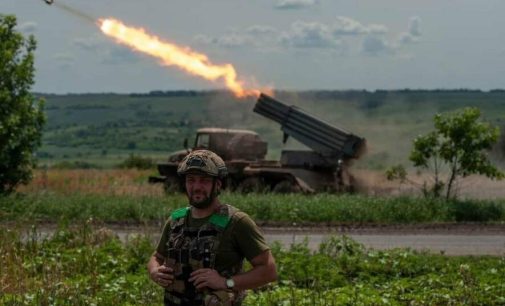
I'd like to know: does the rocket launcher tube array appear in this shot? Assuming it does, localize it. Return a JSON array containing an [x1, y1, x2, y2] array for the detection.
[[254, 93, 365, 160]]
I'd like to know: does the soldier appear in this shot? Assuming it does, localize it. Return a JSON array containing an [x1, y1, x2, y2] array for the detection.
[[147, 150, 277, 306]]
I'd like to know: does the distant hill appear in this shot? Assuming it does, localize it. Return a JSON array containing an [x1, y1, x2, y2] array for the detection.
[[35, 90, 505, 169]]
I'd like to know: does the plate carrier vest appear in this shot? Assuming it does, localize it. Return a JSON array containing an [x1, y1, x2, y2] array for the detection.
[[164, 204, 245, 306]]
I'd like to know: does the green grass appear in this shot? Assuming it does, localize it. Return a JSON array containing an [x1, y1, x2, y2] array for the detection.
[[1, 224, 504, 305], [37, 90, 505, 169], [0, 193, 175, 224], [1, 192, 504, 224]]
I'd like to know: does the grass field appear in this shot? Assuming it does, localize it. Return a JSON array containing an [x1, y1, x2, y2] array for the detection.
[[37, 90, 505, 170], [3, 169, 504, 225]]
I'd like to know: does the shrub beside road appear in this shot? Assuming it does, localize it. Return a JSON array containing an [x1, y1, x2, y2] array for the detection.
[[1, 192, 504, 224]]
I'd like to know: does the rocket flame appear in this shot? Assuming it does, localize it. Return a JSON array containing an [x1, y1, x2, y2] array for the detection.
[[99, 18, 260, 98]]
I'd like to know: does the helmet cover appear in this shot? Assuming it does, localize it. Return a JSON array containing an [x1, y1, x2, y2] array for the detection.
[[177, 150, 228, 179]]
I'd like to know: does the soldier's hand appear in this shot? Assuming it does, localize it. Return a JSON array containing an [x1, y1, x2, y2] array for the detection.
[[189, 268, 226, 290], [150, 265, 174, 288]]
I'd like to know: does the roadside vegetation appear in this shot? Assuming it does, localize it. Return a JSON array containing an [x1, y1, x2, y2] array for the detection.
[[388, 107, 503, 200], [1, 169, 503, 225], [1, 224, 504, 305]]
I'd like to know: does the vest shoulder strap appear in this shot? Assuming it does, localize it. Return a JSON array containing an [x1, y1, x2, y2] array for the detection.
[[170, 205, 240, 230], [171, 207, 190, 220], [209, 204, 240, 229], [209, 214, 231, 229]]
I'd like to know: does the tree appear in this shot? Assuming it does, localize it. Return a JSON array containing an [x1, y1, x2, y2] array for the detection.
[[0, 15, 45, 194], [410, 107, 503, 200], [491, 123, 505, 159]]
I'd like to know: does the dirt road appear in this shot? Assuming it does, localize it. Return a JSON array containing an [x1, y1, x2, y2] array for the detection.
[[263, 232, 505, 256], [14, 223, 505, 256], [108, 224, 505, 256], [261, 224, 505, 256]]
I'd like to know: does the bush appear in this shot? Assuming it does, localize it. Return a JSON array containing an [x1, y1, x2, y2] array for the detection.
[[449, 200, 504, 222], [117, 154, 155, 170]]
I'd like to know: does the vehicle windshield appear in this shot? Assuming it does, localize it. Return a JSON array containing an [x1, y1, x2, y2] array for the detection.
[[195, 133, 210, 148]]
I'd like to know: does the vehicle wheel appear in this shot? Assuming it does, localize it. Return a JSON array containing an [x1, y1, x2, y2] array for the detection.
[[272, 180, 300, 193], [163, 176, 181, 194], [236, 177, 266, 193]]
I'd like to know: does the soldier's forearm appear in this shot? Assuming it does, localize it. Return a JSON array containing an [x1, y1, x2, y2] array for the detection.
[[231, 261, 277, 291]]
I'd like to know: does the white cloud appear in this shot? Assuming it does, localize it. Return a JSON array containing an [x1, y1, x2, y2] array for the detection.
[[398, 32, 415, 45], [194, 25, 279, 49], [367, 24, 389, 35], [215, 34, 249, 48], [196, 20, 342, 50], [398, 16, 422, 45], [333, 16, 367, 35], [280, 17, 388, 50], [194, 33, 249, 48], [246, 25, 278, 35], [194, 16, 417, 57], [361, 35, 393, 55], [193, 34, 215, 45], [333, 17, 388, 36], [281, 21, 340, 49], [18, 22, 37, 34], [275, 0, 317, 10]]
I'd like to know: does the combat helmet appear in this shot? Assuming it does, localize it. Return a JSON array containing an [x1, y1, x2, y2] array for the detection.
[[177, 150, 228, 179]]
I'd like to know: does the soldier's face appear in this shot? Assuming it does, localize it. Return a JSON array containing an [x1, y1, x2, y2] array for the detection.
[[185, 174, 221, 208]]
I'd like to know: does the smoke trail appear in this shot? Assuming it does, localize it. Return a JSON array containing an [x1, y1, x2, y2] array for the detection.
[[53, 2, 96, 24]]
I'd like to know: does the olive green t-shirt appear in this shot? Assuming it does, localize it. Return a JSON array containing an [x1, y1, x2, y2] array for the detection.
[[155, 205, 270, 272]]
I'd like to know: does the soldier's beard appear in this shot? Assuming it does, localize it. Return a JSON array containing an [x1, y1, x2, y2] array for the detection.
[[189, 192, 213, 209], [187, 179, 219, 209]]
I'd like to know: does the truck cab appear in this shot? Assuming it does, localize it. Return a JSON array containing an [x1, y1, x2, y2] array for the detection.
[[149, 128, 267, 191], [191, 128, 267, 161], [166, 128, 267, 163]]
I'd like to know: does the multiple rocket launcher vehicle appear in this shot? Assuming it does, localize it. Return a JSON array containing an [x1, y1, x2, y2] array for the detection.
[[150, 94, 366, 193]]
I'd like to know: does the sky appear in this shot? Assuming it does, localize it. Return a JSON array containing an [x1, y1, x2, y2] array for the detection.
[[2, 0, 505, 94]]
